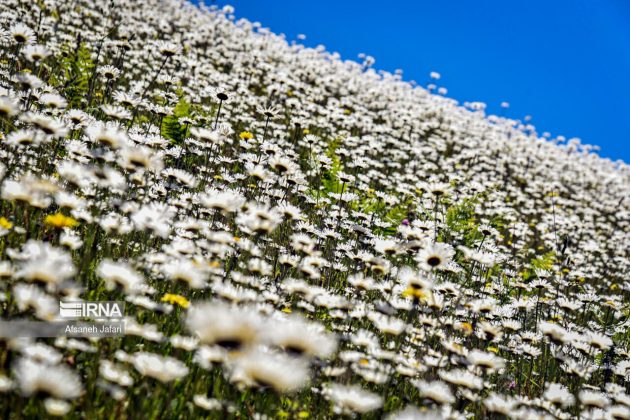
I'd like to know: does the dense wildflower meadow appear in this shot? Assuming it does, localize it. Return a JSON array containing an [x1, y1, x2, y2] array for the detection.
[[0, 0, 628, 418]]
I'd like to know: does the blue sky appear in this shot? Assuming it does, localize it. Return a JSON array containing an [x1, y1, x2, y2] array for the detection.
[[207, 0, 630, 162]]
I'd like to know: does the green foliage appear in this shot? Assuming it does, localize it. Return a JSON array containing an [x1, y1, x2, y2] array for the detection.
[[162, 96, 192, 144], [383, 395, 402, 412], [350, 193, 380, 214], [54, 43, 95, 108], [382, 202, 408, 231], [521, 250, 556, 281], [320, 137, 343, 194], [443, 196, 481, 245], [161, 93, 216, 144], [531, 250, 556, 271], [612, 308, 630, 345], [372, 198, 412, 236], [489, 212, 510, 233]]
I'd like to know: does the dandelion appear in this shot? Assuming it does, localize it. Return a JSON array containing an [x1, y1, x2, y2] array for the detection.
[[161, 293, 190, 308], [44, 212, 79, 229], [0, 217, 13, 232], [239, 131, 254, 140]]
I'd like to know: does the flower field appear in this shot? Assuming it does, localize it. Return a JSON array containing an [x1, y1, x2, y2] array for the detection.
[[0, 1, 628, 418]]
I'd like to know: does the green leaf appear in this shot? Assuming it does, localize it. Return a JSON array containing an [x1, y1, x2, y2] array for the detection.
[[54, 42, 95, 108]]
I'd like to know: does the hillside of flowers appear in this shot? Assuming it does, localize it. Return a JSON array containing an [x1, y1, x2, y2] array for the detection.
[[0, 0, 628, 418]]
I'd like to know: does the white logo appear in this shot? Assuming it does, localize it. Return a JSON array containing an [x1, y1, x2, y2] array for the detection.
[[59, 302, 124, 319], [59, 302, 83, 318]]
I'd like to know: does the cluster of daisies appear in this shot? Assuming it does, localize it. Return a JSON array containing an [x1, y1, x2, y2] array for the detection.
[[0, 0, 628, 418]]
